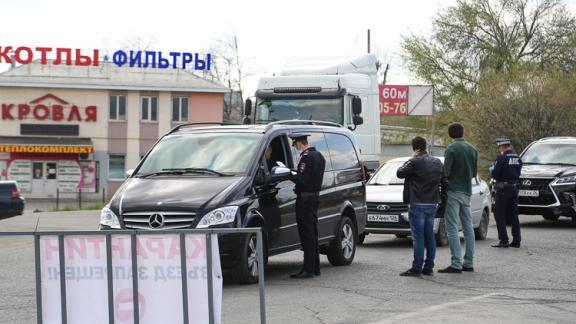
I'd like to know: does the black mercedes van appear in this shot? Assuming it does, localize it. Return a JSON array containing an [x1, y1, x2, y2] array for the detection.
[[100, 121, 367, 283]]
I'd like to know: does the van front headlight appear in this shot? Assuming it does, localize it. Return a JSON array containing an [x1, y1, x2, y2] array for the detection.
[[100, 206, 121, 229], [197, 206, 239, 228]]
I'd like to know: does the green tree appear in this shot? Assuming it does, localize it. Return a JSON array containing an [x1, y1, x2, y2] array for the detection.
[[401, 0, 576, 110], [462, 65, 576, 160]]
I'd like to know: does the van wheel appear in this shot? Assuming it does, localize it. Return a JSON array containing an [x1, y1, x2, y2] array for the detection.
[[542, 215, 559, 221], [228, 233, 263, 284], [475, 210, 489, 240], [435, 219, 449, 247], [327, 217, 356, 266], [358, 233, 366, 245]]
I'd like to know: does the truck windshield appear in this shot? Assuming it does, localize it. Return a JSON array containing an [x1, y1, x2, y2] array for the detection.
[[255, 98, 343, 124], [135, 133, 262, 176], [522, 143, 576, 165]]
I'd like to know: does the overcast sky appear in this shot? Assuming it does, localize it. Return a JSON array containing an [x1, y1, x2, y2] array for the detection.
[[2, 0, 576, 94]]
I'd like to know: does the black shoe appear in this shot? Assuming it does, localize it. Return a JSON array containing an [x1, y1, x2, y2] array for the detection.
[[314, 270, 321, 276], [438, 266, 462, 274], [290, 271, 314, 279], [509, 241, 521, 248], [290, 270, 304, 278], [462, 266, 474, 272], [400, 269, 422, 277], [422, 268, 434, 276], [491, 242, 509, 248]]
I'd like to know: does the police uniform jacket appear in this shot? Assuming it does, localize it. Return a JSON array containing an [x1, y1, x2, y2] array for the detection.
[[294, 147, 326, 193], [491, 149, 522, 183]]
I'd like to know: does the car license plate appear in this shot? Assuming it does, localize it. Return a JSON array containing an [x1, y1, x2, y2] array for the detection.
[[519, 190, 539, 197], [367, 214, 399, 222]]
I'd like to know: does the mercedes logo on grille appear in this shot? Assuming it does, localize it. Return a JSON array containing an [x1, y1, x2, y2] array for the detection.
[[148, 213, 165, 229], [522, 179, 532, 186], [377, 204, 391, 211]]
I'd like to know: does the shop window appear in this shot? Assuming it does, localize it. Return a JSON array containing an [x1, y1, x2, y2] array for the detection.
[[109, 155, 125, 180], [109, 95, 126, 121], [33, 162, 43, 179], [46, 162, 57, 180], [172, 97, 189, 122], [141, 96, 158, 122]]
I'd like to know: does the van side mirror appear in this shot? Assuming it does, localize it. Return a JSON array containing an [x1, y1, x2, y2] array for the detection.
[[352, 97, 362, 115], [244, 99, 252, 116], [353, 115, 363, 126], [125, 169, 134, 178], [269, 166, 292, 183]]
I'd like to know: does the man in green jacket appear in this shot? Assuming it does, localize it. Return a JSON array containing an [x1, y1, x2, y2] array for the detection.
[[438, 123, 478, 274]]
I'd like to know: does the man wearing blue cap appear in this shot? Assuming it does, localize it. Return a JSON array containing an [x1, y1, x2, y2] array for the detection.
[[491, 137, 523, 248], [289, 133, 326, 279]]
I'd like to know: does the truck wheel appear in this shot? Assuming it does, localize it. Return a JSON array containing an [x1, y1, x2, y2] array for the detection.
[[435, 219, 449, 247], [228, 233, 265, 284], [358, 233, 367, 245], [474, 209, 489, 240], [327, 217, 356, 266]]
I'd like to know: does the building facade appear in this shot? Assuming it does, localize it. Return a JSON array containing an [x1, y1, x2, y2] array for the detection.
[[0, 61, 228, 198]]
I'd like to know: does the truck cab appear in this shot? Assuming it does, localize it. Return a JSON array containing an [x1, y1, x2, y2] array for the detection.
[[246, 54, 381, 170]]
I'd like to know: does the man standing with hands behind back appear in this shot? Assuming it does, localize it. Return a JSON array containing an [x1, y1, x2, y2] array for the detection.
[[289, 133, 326, 279], [439, 123, 478, 274], [491, 137, 523, 248]]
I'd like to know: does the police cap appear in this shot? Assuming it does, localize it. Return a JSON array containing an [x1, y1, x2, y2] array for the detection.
[[495, 137, 511, 146]]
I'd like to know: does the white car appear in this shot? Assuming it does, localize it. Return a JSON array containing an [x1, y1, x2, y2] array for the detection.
[[361, 157, 491, 246]]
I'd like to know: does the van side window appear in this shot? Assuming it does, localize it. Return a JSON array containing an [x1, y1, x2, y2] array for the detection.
[[264, 135, 291, 173], [325, 133, 360, 170], [291, 132, 332, 171]]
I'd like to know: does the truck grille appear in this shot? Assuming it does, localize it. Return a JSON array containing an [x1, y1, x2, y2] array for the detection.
[[518, 178, 556, 206], [122, 211, 196, 230], [367, 202, 408, 214]]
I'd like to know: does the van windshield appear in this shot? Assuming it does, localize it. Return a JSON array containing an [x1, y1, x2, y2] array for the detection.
[[255, 98, 343, 124], [136, 133, 263, 176]]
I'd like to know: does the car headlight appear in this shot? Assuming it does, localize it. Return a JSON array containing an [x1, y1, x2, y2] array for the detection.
[[100, 206, 121, 229], [197, 206, 239, 229], [556, 175, 576, 185]]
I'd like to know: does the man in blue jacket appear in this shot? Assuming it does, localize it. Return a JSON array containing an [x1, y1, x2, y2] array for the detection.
[[491, 137, 523, 248]]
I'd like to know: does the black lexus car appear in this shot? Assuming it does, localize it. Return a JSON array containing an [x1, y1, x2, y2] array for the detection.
[[515, 137, 576, 223]]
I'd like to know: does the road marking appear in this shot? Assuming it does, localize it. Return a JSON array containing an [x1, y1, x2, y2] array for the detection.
[[370, 293, 503, 324]]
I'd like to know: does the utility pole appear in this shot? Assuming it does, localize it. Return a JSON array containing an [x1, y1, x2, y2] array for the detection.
[[367, 29, 371, 54]]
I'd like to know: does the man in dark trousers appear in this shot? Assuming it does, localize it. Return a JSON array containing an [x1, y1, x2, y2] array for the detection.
[[397, 137, 447, 277], [491, 137, 523, 248], [289, 133, 326, 279]]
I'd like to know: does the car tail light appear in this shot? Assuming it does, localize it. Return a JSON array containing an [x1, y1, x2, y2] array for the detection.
[[11, 189, 20, 198]]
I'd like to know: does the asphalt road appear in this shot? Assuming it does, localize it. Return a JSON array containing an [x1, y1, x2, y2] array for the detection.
[[1, 210, 575, 324]]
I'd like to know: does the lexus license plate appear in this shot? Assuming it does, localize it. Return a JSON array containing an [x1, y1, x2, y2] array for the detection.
[[367, 214, 399, 222], [519, 190, 539, 197]]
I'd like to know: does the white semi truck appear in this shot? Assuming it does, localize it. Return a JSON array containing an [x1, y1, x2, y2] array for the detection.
[[244, 54, 381, 170]]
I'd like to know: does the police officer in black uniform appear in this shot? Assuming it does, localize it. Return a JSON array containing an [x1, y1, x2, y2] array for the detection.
[[289, 133, 326, 279], [491, 137, 523, 248]]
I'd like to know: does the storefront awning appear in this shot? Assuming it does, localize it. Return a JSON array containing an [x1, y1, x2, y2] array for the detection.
[[0, 136, 93, 154]]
